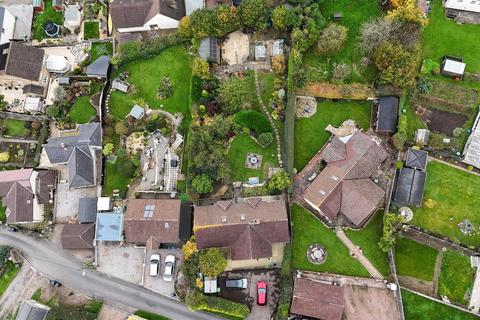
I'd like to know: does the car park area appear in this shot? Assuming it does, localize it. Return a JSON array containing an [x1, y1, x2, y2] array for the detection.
[[143, 248, 182, 298]]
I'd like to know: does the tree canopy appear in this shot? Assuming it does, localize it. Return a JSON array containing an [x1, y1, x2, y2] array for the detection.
[[199, 248, 227, 277]]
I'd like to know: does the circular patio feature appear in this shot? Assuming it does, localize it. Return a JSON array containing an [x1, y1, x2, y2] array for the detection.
[[44, 22, 60, 38], [399, 207, 413, 223], [245, 152, 263, 169], [307, 244, 327, 265]]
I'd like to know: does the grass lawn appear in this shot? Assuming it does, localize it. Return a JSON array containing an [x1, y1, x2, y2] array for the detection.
[[403, 290, 478, 320], [5, 119, 26, 137], [395, 238, 438, 282], [422, 0, 480, 73], [411, 160, 480, 246], [46, 302, 101, 320], [87, 42, 113, 65], [69, 96, 96, 124], [303, 0, 380, 84], [226, 134, 278, 182], [102, 160, 131, 197], [346, 213, 390, 276], [108, 46, 192, 123], [294, 100, 371, 171], [32, 0, 64, 41], [0, 261, 20, 296], [291, 204, 370, 277], [439, 250, 475, 304], [401, 96, 427, 141], [83, 21, 100, 40]]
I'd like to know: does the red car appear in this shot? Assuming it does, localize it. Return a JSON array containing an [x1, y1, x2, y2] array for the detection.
[[257, 281, 267, 305]]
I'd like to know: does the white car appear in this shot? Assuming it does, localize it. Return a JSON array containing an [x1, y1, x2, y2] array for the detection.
[[163, 255, 176, 281], [150, 254, 160, 277]]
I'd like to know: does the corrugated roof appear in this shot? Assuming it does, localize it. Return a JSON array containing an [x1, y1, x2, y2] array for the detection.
[[16, 299, 50, 320]]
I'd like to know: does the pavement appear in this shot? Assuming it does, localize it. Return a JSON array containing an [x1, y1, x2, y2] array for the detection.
[[144, 249, 182, 297], [0, 263, 35, 319], [0, 229, 223, 320], [97, 243, 145, 285]]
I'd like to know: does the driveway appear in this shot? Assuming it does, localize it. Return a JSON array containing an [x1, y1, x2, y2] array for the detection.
[[219, 269, 280, 319], [143, 248, 182, 298], [97, 243, 145, 285]]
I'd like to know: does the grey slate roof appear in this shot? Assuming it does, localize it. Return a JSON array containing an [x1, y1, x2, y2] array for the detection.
[[78, 197, 98, 223], [393, 167, 426, 207], [405, 148, 428, 171], [16, 299, 50, 320], [377, 96, 399, 133], [5, 43, 45, 82], [69, 146, 95, 189], [86, 55, 110, 77]]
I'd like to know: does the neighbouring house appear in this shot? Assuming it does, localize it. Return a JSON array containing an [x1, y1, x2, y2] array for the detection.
[[393, 148, 428, 207], [441, 56, 466, 78], [463, 109, 480, 168], [0, 169, 55, 224], [445, 0, 480, 24], [112, 78, 130, 93], [301, 129, 388, 228], [290, 277, 345, 320], [0, 7, 16, 71], [78, 197, 98, 223], [33, 0, 45, 13], [86, 55, 110, 79], [109, 0, 186, 34], [40, 123, 102, 189], [16, 299, 50, 320], [95, 211, 124, 242], [198, 37, 220, 64], [124, 199, 190, 249], [60, 223, 95, 249], [193, 197, 290, 270], [52, 0, 64, 11], [4, 42, 47, 87], [375, 96, 399, 134], [5, 3, 34, 41], [23, 96, 44, 113], [128, 104, 145, 120], [64, 5, 81, 32]]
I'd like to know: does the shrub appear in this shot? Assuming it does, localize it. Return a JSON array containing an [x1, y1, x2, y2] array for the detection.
[[392, 131, 407, 150], [395, 160, 404, 169], [417, 78, 432, 94], [234, 110, 272, 135], [428, 133, 446, 150], [0, 152, 9, 162], [204, 295, 250, 318], [199, 248, 227, 277], [272, 55, 286, 74], [191, 173, 214, 194], [258, 132, 274, 147], [118, 158, 135, 178], [331, 63, 351, 83], [452, 127, 464, 137], [46, 105, 61, 118], [317, 23, 348, 56], [192, 57, 211, 80], [182, 237, 197, 260], [157, 77, 173, 99], [218, 76, 253, 114], [103, 143, 114, 156], [268, 172, 291, 193], [378, 213, 404, 252]]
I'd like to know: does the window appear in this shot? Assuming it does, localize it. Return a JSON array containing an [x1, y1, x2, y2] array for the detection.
[[144, 205, 155, 218]]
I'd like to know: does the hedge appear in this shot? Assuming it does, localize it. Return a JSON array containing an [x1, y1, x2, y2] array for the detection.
[[234, 110, 272, 135], [134, 310, 171, 320], [188, 291, 250, 319], [284, 92, 295, 176]]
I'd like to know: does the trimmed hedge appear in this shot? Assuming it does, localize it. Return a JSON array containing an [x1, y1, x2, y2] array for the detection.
[[203, 295, 250, 318], [234, 110, 272, 135], [134, 310, 171, 320]]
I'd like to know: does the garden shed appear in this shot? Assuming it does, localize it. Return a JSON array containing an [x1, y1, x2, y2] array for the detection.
[[112, 79, 130, 93], [375, 96, 399, 134], [393, 167, 426, 207], [86, 55, 110, 78], [128, 105, 145, 120], [198, 38, 220, 63], [64, 5, 82, 31], [441, 57, 466, 78], [405, 148, 428, 171]]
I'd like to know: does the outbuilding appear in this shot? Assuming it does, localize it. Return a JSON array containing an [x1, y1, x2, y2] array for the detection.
[[375, 96, 399, 134], [441, 57, 466, 78]]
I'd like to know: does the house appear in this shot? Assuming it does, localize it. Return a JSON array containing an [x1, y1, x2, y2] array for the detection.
[[290, 277, 345, 320], [23, 97, 44, 113], [0, 7, 16, 70], [198, 37, 220, 64], [441, 57, 466, 78], [86, 55, 110, 79], [109, 0, 186, 34], [0, 169, 55, 224], [64, 5, 82, 32], [4, 42, 47, 86], [463, 109, 480, 168], [128, 104, 145, 120], [33, 0, 45, 13], [445, 0, 480, 24], [52, 0, 64, 11], [95, 211, 124, 242], [393, 148, 428, 207], [16, 299, 50, 320], [301, 129, 388, 227], [375, 96, 399, 134], [6, 3, 34, 41], [78, 197, 98, 223], [123, 199, 186, 249], [193, 197, 290, 270], [41, 123, 102, 189], [60, 223, 95, 249]]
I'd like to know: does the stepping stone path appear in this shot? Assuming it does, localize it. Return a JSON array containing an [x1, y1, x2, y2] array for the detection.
[[254, 70, 283, 168]]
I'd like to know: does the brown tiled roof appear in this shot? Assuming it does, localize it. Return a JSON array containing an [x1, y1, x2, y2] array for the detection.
[[124, 199, 181, 244], [5, 182, 34, 224], [5, 43, 44, 82], [290, 278, 345, 320], [205, 0, 232, 8], [302, 131, 388, 227], [194, 198, 290, 260], [61, 224, 95, 249], [36, 170, 55, 205]]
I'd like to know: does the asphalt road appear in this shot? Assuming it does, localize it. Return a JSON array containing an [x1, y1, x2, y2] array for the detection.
[[0, 229, 222, 320]]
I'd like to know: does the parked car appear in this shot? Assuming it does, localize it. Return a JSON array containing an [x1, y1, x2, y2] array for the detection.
[[225, 277, 248, 289], [257, 281, 267, 305], [163, 254, 176, 281], [6, 226, 17, 232], [49, 280, 62, 287], [150, 254, 160, 277]]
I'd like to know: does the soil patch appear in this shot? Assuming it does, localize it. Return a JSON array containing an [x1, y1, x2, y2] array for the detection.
[[417, 107, 467, 135], [344, 285, 400, 320], [398, 275, 434, 296]]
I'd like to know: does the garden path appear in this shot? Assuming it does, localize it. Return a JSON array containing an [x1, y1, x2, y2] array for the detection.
[[336, 228, 384, 280], [432, 251, 443, 296], [469, 267, 480, 312], [254, 70, 283, 167]]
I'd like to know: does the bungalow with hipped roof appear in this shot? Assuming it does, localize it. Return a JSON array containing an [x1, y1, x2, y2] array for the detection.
[[3, 42, 47, 87], [194, 197, 290, 270]]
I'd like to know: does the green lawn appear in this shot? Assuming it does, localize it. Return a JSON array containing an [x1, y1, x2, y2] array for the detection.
[[422, 0, 480, 73], [69, 96, 97, 124], [400, 95, 427, 141], [5, 119, 26, 137], [87, 42, 113, 65], [403, 290, 478, 320], [226, 134, 278, 182], [412, 160, 480, 246], [83, 21, 100, 40], [0, 261, 20, 296], [346, 213, 390, 276], [294, 100, 371, 171], [303, 0, 380, 84], [102, 160, 131, 198], [291, 204, 370, 277], [439, 250, 475, 304], [32, 0, 64, 41], [108, 46, 192, 122], [395, 238, 438, 282]]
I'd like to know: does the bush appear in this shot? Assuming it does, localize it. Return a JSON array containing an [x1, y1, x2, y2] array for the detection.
[[199, 248, 227, 277], [395, 160, 404, 169], [191, 173, 214, 194], [428, 133, 446, 150], [103, 143, 114, 156], [134, 310, 171, 320], [118, 158, 135, 178], [84, 301, 103, 314], [192, 57, 211, 80], [417, 78, 432, 94], [316, 23, 348, 56], [268, 172, 291, 193], [452, 127, 464, 137], [331, 63, 351, 83], [218, 76, 253, 114], [234, 110, 272, 135], [392, 131, 407, 150], [272, 55, 286, 74], [186, 290, 250, 319], [157, 77, 173, 99], [258, 132, 274, 147]]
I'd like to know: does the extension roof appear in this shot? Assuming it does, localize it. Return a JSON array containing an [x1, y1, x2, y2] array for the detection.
[[5, 42, 45, 82], [16, 299, 50, 320], [86, 55, 110, 77], [393, 167, 426, 207], [78, 197, 98, 223], [96, 212, 123, 241], [60, 223, 95, 249], [377, 96, 399, 133], [405, 148, 428, 170]]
